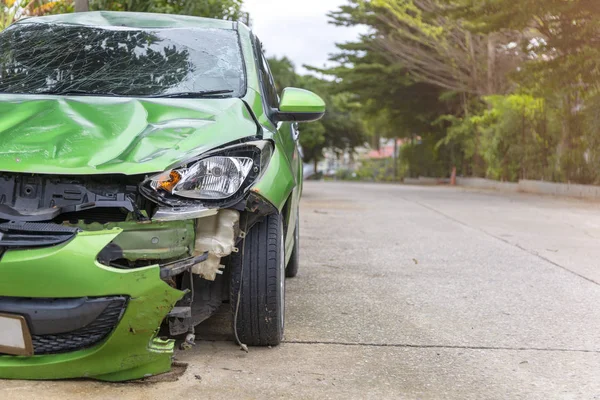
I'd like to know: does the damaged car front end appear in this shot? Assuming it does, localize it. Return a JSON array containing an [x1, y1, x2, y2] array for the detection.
[[0, 141, 274, 381], [0, 11, 325, 381]]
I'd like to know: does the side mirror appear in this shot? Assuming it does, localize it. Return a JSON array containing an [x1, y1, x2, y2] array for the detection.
[[273, 88, 326, 122]]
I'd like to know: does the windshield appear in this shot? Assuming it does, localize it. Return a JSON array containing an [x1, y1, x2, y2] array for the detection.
[[0, 22, 245, 97]]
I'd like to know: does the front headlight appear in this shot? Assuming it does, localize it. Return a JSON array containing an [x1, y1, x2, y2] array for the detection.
[[143, 141, 272, 205], [150, 156, 255, 200]]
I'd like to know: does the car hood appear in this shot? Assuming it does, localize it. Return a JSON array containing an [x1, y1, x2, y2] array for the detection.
[[0, 95, 259, 175]]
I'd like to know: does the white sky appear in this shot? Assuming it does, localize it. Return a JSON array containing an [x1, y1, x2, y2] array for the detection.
[[243, 0, 366, 74]]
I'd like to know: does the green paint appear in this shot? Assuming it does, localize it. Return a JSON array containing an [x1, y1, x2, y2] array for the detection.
[[0, 230, 184, 381], [0, 11, 325, 381], [67, 219, 195, 261], [279, 88, 326, 114], [237, 23, 260, 91], [0, 96, 257, 175], [252, 145, 295, 212]]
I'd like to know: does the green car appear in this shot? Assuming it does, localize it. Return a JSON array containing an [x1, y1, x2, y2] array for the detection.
[[0, 11, 324, 381]]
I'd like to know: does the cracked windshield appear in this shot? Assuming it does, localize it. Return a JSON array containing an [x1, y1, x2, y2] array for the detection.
[[0, 23, 245, 96], [0, 0, 598, 399]]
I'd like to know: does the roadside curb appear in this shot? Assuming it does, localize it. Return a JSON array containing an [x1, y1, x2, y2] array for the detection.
[[457, 177, 600, 201], [404, 177, 450, 185], [401, 176, 600, 201]]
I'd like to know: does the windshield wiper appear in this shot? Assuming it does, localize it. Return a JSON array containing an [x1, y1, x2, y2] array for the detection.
[[20, 89, 235, 98], [151, 90, 235, 99]]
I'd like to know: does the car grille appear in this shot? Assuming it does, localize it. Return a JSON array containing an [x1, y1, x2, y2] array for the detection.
[[31, 298, 127, 355]]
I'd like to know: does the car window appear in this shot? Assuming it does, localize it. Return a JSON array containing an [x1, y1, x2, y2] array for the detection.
[[255, 42, 279, 111], [0, 22, 246, 97]]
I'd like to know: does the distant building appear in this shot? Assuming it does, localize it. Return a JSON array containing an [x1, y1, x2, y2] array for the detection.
[[365, 138, 405, 160]]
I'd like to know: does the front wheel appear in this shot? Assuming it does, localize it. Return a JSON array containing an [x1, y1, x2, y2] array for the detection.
[[230, 213, 285, 346]]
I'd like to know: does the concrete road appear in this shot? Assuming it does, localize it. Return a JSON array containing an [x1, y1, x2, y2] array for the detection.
[[3, 182, 600, 399]]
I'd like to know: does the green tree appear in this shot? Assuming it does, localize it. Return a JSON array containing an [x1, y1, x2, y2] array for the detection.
[[1, 0, 246, 30], [268, 55, 367, 172], [446, 0, 600, 182], [89, 0, 245, 21], [327, 0, 600, 183], [326, 3, 465, 179], [1, 0, 72, 30], [267, 56, 298, 91], [331, 0, 526, 97]]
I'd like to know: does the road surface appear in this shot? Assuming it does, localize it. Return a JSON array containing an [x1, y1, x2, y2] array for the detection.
[[2, 181, 600, 399]]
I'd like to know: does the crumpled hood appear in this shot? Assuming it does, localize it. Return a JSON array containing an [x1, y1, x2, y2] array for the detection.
[[0, 95, 259, 175]]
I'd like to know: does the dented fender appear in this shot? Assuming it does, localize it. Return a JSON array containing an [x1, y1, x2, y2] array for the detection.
[[252, 144, 295, 212]]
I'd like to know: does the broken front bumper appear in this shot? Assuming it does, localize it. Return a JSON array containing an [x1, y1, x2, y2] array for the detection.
[[0, 229, 184, 382]]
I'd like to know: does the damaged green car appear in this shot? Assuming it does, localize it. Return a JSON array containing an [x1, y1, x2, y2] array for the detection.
[[0, 11, 324, 381]]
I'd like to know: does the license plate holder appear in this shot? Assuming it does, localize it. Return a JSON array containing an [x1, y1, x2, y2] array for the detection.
[[0, 313, 33, 356]]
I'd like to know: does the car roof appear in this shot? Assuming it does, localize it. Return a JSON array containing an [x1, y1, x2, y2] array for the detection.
[[14, 11, 236, 30]]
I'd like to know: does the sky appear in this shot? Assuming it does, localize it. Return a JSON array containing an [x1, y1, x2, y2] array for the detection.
[[243, 0, 366, 74]]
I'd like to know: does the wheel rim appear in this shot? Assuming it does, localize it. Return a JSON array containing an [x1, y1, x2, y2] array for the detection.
[[279, 223, 285, 334]]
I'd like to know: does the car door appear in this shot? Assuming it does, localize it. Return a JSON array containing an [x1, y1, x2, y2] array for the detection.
[[254, 41, 302, 254]]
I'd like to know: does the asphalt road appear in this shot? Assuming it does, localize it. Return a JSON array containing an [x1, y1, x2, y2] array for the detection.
[[3, 181, 600, 399]]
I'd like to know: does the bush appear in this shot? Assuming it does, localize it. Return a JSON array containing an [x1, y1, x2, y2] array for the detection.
[[354, 158, 402, 182], [335, 169, 358, 181], [401, 135, 451, 179]]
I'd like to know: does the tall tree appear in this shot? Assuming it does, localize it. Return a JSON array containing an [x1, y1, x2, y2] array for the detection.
[[326, 2, 464, 177], [331, 0, 525, 97], [268, 56, 367, 171], [268, 56, 298, 92], [442, 0, 600, 98], [89, 0, 245, 20], [445, 0, 600, 181]]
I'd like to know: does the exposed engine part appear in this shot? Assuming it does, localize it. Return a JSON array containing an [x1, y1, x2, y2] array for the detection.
[[180, 333, 196, 350], [77, 220, 196, 269], [0, 172, 281, 344], [153, 206, 217, 222], [178, 269, 197, 350], [160, 253, 208, 279], [0, 173, 150, 223], [192, 209, 240, 280], [167, 307, 192, 319], [168, 274, 225, 336]]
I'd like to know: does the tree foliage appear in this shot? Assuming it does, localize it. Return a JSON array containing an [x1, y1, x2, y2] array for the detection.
[[0, 0, 246, 31], [89, 0, 246, 21], [327, 0, 600, 183], [268, 56, 367, 169], [326, 1, 462, 178], [0, 0, 72, 29]]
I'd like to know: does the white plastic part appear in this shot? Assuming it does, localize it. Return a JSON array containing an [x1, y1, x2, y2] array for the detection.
[[192, 209, 240, 280]]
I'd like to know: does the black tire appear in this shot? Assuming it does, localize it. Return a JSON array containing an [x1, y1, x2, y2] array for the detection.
[[285, 210, 300, 278], [230, 213, 285, 346]]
